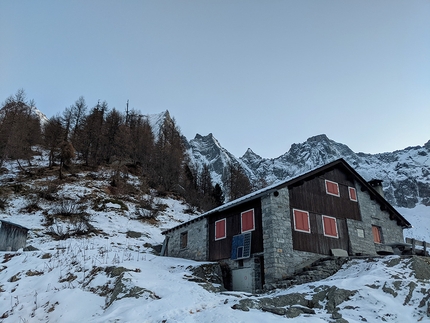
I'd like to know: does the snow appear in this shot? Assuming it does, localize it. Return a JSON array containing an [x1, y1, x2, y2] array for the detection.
[[400, 204, 430, 241], [2, 154, 430, 322]]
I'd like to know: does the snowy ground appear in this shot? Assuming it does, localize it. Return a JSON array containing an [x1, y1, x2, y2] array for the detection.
[[1, 157, 430, 322]]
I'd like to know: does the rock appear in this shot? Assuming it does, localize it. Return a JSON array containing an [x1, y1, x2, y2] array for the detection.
[[291, 305, 316, 314], [259, 293, 310, 308], [261, 306, 286, 316], [285, 307, 303, 318], [23, 245, 38, 251], [7, 273, 20, 282], [126, 231, 142, 238], [231, 303, 249, 311], [187, 262, 226, 292], [311, 285, 357, 314], [332, 311, 342, 319], [104, 269, 159, 308], [104, 266, 130, 277], [403, 281, 418, 306], [382, 282, 398, 298], [325, 286, 357, 313], [409, 256, 430, 280]]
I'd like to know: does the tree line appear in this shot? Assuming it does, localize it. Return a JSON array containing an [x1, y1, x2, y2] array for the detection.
[[0, 90, 253, 211]]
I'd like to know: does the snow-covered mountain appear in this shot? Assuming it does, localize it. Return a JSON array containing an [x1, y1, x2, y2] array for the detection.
[[187, 133, 430, 209], [0, 102, 49, 126]]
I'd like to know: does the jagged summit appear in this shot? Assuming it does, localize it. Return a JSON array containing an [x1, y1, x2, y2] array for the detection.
[[188, 131, 430, 209]]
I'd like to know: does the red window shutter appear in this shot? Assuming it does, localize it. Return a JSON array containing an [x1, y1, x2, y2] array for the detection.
[[293, 209, 310, 233], [372, 226, 381, 243], [323, 216, 338, 238], [241, 210, 254, 232], [325, 180, 339, 196], [215, 219, 226, 240], [349, 187, 357, 201]]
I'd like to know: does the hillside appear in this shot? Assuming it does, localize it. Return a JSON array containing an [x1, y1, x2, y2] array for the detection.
[[1, 151, 430, 322]]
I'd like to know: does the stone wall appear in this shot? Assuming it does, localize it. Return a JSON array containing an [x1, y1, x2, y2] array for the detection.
[[355, 181, 405, 255], [261, 188, 324, 284], [261, 187, 292, 283], [164, 218, 208, 261], [346, 218, 376, 255]]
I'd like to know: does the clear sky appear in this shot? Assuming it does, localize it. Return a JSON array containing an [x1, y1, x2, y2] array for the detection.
[[1, 0, 429, 158]]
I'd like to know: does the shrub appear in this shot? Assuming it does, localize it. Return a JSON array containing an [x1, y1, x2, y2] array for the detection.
[[53, 199, 78, 217], [37, 182, 59, 201], [19, 193, 42, 213], [47, 213, 96, 240]]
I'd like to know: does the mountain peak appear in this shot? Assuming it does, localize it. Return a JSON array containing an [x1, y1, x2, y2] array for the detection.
[[194, 133, 215, 140], [306, 134, 330, 143], [242, 148, 262, 160]]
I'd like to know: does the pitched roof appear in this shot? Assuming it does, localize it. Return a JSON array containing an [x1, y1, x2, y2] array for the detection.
[[0, 220, 30, 231], [162, 158, 411, 234]]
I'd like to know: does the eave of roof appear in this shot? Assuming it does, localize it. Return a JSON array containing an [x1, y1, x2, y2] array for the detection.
[[0, 220, 30, 231], [162, 158, 412, 234]]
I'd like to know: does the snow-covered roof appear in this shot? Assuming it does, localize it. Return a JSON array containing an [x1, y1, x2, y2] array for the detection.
[[163, 158, 411, 234]]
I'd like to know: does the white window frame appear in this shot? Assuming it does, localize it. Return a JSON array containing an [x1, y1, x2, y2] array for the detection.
[[322, 215, 338, 238], [241, 209, 255, 233], [348, 187, 358, 202], [215, 218, 226, 241], [325, 179, 340, 197], [293, 208, 311, 233]]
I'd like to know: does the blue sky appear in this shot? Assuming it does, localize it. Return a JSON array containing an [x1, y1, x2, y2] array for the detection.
[[1, 0, 429, 158]]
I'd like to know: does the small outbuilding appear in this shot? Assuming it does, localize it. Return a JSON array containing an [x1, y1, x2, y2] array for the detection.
[[0, 220, 29, 251], [162, 159, 412, 293]]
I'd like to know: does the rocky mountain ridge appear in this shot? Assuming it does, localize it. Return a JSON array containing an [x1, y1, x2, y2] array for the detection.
[[187, 133, 430, 209]]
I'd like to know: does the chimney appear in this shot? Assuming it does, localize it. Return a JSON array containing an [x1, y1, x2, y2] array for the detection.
[[368, 179, 384, 198]]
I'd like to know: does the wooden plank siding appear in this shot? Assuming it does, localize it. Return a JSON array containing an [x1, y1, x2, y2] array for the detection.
[[208, 199, 263, 261], [289, 167, 362, 255], [292, 212, 349, 254]]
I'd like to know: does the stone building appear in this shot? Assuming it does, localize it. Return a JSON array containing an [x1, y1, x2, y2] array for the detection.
[[0, 220, 29, 251], [162, 159, 411, 293]]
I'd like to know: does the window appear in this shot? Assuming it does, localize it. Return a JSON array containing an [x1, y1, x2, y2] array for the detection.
[[293, 209, 310, 233], [241, 209, 255, 233], [322, 215, 338, 238], [349, 187, 357, 202], [180, 231, 188, 249], [215, 218, 226, 240], [372, 225, 382, 244], [325, 180, 340, 197]]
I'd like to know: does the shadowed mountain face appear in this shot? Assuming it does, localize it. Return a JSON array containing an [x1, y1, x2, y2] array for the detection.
[[187, 133, 430, 208]]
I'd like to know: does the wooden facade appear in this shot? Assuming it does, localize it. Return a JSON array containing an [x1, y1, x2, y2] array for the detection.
[[288, 167, 363, 255], [208, 199, 263, 261]]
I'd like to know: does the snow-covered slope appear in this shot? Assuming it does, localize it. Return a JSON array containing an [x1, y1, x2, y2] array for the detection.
[[1, 155, 430, 322]]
